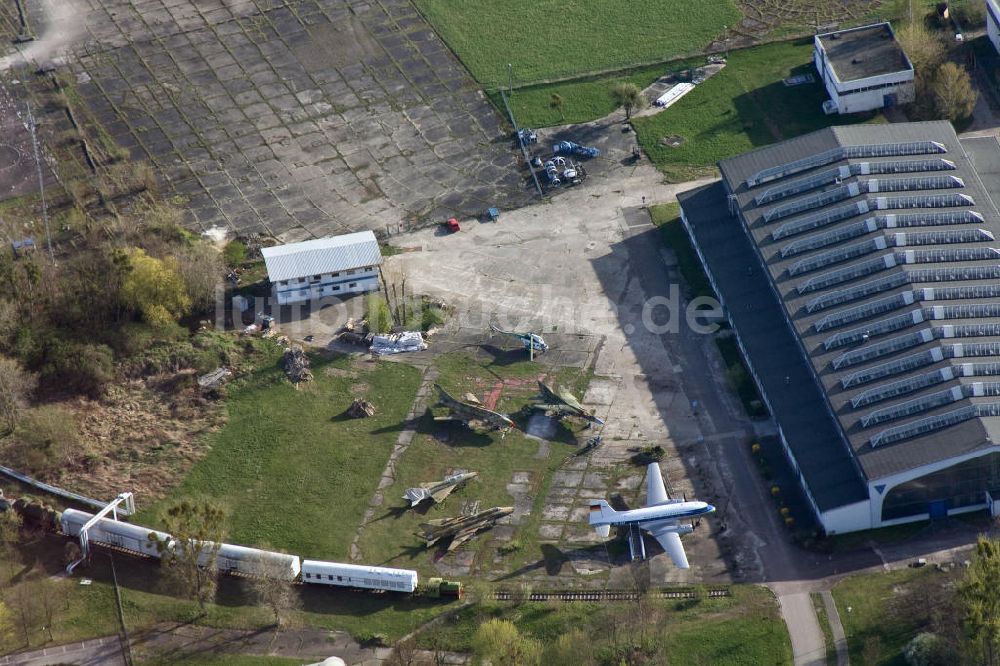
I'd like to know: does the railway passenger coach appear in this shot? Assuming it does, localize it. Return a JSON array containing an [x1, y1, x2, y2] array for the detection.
[[61, 508, 172, 557], [301, 559, 418, 592]]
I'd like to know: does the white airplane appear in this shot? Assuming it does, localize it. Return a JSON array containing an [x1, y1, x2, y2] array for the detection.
[[588, 462, 715, 568]]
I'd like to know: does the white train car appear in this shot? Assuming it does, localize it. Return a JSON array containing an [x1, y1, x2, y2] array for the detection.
[[197, 542, 301, 581], [60, 508, 173, 557], [301, 559, 418, 593]]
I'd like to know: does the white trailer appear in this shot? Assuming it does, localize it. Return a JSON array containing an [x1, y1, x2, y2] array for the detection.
[[61, 508, 172, 558], [197, 542, 301, 581]]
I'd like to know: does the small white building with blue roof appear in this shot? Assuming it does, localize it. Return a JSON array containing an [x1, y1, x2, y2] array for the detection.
[[262, 231, 382, 305]]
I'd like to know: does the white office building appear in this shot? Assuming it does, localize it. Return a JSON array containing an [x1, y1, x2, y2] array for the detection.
[[262, 231, 382, 305], [814, 23, 915, 115]]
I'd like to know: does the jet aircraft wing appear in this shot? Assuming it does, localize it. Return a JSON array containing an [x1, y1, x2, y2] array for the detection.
[[647, 526, 689, 569], [448, 527, 477, 551], [557, 388, 585, 411], [430, 486, 457, 503], [645, 462, 670, 507]]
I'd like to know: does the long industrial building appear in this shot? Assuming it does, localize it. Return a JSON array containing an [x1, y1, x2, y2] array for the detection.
[[678, 121, 1000, 533]]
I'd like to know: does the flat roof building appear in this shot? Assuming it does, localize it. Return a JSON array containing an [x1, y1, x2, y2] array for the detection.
[[678, 121, 1000, 533], [814, 23, 914, 115], [262, 231, 382, 305]]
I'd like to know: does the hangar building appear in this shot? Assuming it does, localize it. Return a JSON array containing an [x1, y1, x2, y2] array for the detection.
[[262, 230, 382, 305], [678, 121, 1000, 533]]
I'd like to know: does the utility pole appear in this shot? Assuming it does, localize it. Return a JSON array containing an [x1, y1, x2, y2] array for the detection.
[[507, 62, 513, 95], [24, 101, 53, 260]]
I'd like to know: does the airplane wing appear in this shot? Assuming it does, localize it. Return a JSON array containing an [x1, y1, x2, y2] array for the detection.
[[647, 526, 690, 569], [645, 462, 670, 507], [557, 388, 585, 412], [532, 403, 566, 412], [430, 486, 457, 503], [447, 527, 477, 551]]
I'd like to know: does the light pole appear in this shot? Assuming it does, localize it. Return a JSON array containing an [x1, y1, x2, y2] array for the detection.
[[24, 102, 53, 261], [507, 63, 513, 94]]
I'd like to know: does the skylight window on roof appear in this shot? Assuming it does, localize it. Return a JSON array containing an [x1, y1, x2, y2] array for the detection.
[[815, 293, 913, 333], [823, 310, 920, 349], [806, 273, 910, 313], [841, 349, 940, 388], [861, 386, 962, 428], [851, 368, 951, 408], [832, 329, 931, 370], [798, 255, 895, 294], [870, 404, 977, 447]]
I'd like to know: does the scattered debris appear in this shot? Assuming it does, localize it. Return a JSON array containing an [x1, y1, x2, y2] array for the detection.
[[370, 331, 427, 355], [783, 73, 815, 87], [553, 140, 599, 158], [518, 128, 537, 144], [197, 367, 232, 390], [347, 398, 376, 418], [630, 445, 666, 466], [282, 346, 313, 383]]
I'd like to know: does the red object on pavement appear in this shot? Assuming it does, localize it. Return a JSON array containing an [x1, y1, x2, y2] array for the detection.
[[446, 217, 461, 232]]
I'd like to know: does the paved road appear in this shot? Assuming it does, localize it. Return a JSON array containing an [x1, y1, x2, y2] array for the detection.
[[0, 636, 125, 666]]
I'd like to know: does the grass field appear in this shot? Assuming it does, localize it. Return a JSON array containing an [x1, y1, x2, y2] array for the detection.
[[357, 350, 591, 577], [490, 59, 701, 128], [139, 657, 303, 666], [137, 351, 422, 560], [634, 39, 886, 182], [414, 0, 740, 87], [417, 584, 792, 663], [832, 566, 959, 665]]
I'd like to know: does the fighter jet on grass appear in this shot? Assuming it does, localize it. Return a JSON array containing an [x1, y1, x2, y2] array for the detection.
[[434, 384, 516, 433], [403, 471, 478, 507], [416, 506, 514, 551], [532, 381, 605, 426], [588, 462, 714, 568]]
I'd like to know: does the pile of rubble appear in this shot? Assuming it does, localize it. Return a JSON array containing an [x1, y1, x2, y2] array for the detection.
[[347, 399, 376, 418], [282, 346, 313, 383]]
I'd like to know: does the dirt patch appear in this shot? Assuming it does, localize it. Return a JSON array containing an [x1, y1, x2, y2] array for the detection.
[[60, 378, 223, 502], [661, 135, 685, 148]]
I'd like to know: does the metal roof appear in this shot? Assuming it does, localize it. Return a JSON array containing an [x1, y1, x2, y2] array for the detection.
[[691, 121, 1000, 491], [817, 23, 912, 83], [261, 231, 382, 282]]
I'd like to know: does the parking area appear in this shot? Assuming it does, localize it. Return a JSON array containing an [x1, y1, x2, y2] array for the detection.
[[56, 0, 531, 240]]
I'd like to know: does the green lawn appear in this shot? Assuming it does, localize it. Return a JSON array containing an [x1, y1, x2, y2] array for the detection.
[[417, 584, 792, 664], [137, 352, 422, 561], [357, 351, 591, 577], [491, 59, 700, 128], [414, 0, 739, 87], [634, 39, 886, 182], [832, 566, 957, 666], [811, 592, 837, 665], [139, 657, 303, 666]]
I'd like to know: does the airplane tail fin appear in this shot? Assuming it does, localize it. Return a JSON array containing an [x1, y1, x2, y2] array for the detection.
[[588, 499, 616, 526]]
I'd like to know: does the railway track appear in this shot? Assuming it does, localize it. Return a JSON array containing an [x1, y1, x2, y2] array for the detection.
[[491, 587, 732, 602]]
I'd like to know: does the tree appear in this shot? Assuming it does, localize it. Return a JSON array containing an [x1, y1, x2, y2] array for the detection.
[[175, 243, 224, 314], [861, 634, 882, 666], [960, 537, 1000, 665], [904, 632, 952, 666], [0, 601, 15, 648], [150, 499, 227, 612], [0, 356, 35, 434], [121, 248, 192, 328], [895, 22, 945, 86], [0, 510, 21, 584], [549, 93, 565, 121], [247, 552, 300, 628], [932, 62, 977, 124], [223, 240, 247, 267], [472, 619, 541, 666], [611, 82, 647, 121], [543, 629, 594, 666]]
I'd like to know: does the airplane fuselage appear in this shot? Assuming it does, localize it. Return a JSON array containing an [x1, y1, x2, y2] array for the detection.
[[591, 501, 715, 527]]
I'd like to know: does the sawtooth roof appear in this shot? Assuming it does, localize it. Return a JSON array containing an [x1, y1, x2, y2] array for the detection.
[[702, 121, 1000, 487]]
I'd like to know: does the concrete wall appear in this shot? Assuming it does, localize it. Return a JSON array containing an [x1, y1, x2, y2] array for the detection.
[[820, 500, 872, 533]]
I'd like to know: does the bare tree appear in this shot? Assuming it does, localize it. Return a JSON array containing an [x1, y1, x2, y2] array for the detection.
[[0, 356, 36, 434], [150, 499, 227, 612], [247, 552, 300, 628], [932, 62, 977, 123], [0, 510, 22, 585]]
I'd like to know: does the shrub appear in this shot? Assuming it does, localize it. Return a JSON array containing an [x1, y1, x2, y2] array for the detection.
[[41, 340, 114, 398], [365, 295, 393, 333], [904, 632, 953, 666], [3, 405, 80, 478], [223, 241, 247, 267]]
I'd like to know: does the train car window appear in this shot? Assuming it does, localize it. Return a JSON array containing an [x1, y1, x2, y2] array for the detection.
[[336, 575, 342, 581]]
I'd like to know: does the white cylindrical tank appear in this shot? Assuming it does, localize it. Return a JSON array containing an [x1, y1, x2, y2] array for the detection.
[[301, 559, 418, 592]]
